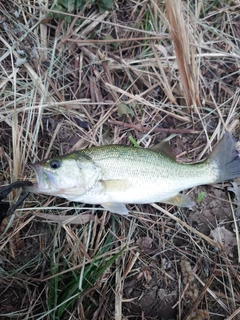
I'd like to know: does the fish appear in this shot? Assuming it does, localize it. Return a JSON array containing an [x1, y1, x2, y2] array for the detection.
[[27, 132, 240, 215]]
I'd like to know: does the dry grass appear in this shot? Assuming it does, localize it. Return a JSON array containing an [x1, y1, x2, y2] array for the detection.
[[1, 0, 240, 319]]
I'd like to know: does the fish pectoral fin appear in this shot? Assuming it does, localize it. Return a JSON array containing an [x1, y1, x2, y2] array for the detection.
[[162, 193, 195, 208], [100, 179, 131, 192], [101, 202, 129, 215]]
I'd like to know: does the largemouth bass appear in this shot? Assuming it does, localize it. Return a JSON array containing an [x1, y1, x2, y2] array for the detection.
[[27, 132, 240, 214]]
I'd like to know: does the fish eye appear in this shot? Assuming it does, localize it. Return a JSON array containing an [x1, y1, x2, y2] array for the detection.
[[49, 159, 61, 170]]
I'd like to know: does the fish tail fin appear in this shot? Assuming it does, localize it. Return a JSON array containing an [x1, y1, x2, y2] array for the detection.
[[208, 132, 240, 183]]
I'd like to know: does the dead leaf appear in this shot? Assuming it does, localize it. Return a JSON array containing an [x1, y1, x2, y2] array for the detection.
[[228, 182, 240, 206], [137, 236, 153, 249], [210, 226, 237, 255], [117, 103, 134, 117]]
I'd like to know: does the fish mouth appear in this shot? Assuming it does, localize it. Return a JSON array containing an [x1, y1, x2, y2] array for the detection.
[[26, 163, 57, 194]]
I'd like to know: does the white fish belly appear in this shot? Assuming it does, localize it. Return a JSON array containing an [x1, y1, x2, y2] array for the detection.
[[67, 167, 216, 205]]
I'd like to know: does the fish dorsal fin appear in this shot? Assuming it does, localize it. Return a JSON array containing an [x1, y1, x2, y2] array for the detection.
[[101, 202, 129, 215], [100, 179, 131, 191], [149, 141, 176, 161]]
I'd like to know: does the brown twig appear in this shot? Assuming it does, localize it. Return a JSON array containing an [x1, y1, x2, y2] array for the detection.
[[65, 35, 168, 45], [182, 264, 216, 320], [108, 119, 205, 134]]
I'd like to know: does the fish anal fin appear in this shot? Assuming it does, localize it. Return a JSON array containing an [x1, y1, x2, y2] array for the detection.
[[162, 193, 195, 208], [101, 202, 129, 215]]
